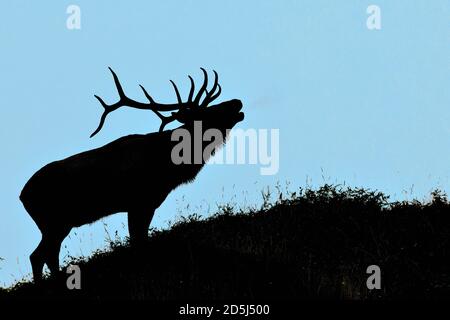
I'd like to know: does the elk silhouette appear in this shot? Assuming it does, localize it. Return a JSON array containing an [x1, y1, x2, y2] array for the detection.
[[20, 68, 244, 282]]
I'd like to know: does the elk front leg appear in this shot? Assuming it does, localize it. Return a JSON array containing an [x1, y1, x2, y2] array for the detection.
[[128, 209, 155, 245]]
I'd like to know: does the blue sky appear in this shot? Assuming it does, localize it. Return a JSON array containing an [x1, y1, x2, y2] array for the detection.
[[1, 0, 449, 286]]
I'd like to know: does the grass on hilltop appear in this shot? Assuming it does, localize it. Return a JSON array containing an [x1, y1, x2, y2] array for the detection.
[[1, 184, 450, 300]]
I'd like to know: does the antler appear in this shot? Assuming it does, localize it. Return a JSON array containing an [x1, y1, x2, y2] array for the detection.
[[90, 67, 222, 138]]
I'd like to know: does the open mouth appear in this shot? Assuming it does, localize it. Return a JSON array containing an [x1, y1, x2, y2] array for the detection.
[[235, 100, 244, 121]]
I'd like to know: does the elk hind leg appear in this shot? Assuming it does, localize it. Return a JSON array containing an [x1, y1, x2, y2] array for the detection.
[[30, 237, 46, 283], [31, 226, 71, 281], [44, 227, 71, 276]]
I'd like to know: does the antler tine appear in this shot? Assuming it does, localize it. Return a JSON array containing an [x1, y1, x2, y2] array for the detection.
[[169, 80, 183, 105], [138, 84, 155, 104], [89, 68, 132, 138], [108, 67, 126, 100], [90, 98, 111, 138], [210, 70, 219, 95], [158, 115, 176, 132], [193, 67, 208, 106], [91, 68, 128, 134], [140, 84, 177, 132], [201, 70, 219, 107], [187, 75, 195, 103], [208, 84, 222, 104]]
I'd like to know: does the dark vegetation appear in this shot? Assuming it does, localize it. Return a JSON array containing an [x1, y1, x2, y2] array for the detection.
[[2, 184, 450, 300]]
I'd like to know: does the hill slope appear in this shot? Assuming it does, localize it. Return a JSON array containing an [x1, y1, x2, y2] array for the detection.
[[2, 185, 450, 300]]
